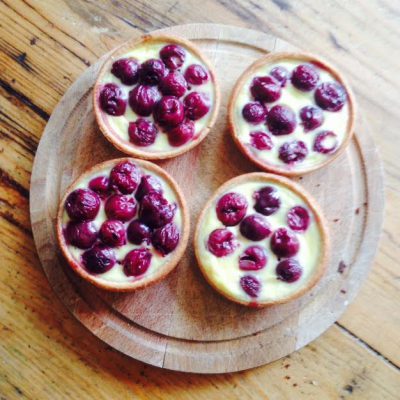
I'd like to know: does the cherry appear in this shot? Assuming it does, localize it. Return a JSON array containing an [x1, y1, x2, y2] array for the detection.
[[99, 83, 127, 116], [160, 44, 186, 70], [184, 64, 209, 85], [127, 220, 152, 245], [270, 227, 299, 258], [167, 119, 195, 147], [240, 214, 272, 241], [313, 130, 338, 154], [253, 186, 281, 216], [287, 206, 310, 232], [129, 84, 161, 116], [139, 58, 167, 85], [299, 105, 324, 132], [88, 176, 110, 198], [64, 221, 97, 249], [183, 92, 210, 120], [154, 96, 185, 127], [266, 105, 296, 136], [111, 58, 140, 85], [123, 248, 152, 277], [291, 64, 319, 91], [239, 246, 267, 271], [315, 82, 347, 111], [128, 118, 157, 147], [139, 192, 176, 228], [240, 275, 261, 298], [135, 174, 163, 201], [216, 192, 248, 226], [242, 102, 267, 124], [99, 220, 127, 247], [270, 66, 289, 87], [65, 189, 100, 221], [250, 76, 281, 103], [278, 140, 308, 164], [160, 71, 187, 98], [152, 223, 180, 256], [276, 259, 302, 283], [109, 161, 141, 194], [82, 245, 116, 274], [207, 228, 238, 258], [105, 195, 137, 222], [250, 131, 273, 151]]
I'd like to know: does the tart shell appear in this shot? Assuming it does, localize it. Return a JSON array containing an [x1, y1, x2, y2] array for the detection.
[[228, 52, 356, 176], [56, 157, 190, 292], [93, 34, 221, 160], [194, 172, 330, 307]]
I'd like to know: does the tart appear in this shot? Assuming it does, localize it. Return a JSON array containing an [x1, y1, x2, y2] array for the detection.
[[229, 52, 356, 176], [94, 34, 220, 160], [56, 158, 189, 291], [194, 173, 329, 307]]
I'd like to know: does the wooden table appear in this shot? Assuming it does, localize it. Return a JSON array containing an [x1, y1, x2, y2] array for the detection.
[[0, 1, 399, 398]]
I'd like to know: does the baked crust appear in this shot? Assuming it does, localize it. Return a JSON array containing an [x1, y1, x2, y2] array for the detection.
[[194, 172, 330, 307], [93, 34, 220, 160], [228, 52, 356, 176], [56, 157, 190, 292]]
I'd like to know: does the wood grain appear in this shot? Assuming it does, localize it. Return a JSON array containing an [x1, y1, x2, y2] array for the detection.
[[0, 0, 399, 397]]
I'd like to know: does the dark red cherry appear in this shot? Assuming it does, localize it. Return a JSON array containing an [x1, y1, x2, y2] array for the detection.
[[276, 259, 302, 282], [89, 176, 110, 198], [99, 83, 127, 116], [82, 245, 116, 274], [240, 275, 261, 298], [250, 76, 281, 103], [159, 71, 187, 98], [270, 66, 289, 87], [239, 246, 267, 271], [111, 58, 140, 85], [240, 214, 272, 241], [109, 161, 141, 194], [135, 174, 163, 201], [129, 84, 161, 116], [184, 64, 209, 85], [139, 192, 176, 228], [99, 220, 127, 247], [65, 189, 100, 221], [270, 228, 299, 258], [105, 195, 137, 222], [207, 228, 238, 258], [123, 248, 152, 277], [313, 130, 339, 154], [287, 206, 310, 232], [315, 82, 347, 111], [253, 186, 281, 216], [299, 105, 324, 132], [153, 96, 185, 127], [160, 44, 186, 70], [250, 131, 273, 151], [167, 119, 195, 147], [127, 220, 152, 245], [278, 140, 308, 164], [242, 102, 267, 124], [266, 105, 296, 136], [183, 92, 210, 120], [152, 223, 180, 256], [216, 192, 248, 226], [128, 118, 158, 147], [291, 64, 319, 91], [139, 58, 167, 85], [64, 221, 97, 249]]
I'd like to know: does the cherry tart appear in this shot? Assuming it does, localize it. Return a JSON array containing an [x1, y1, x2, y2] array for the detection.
[[56, 158, 189, 292], [229, 52, 356, 176], [194, 173, 329, 307], [94, 34, 220, 160]]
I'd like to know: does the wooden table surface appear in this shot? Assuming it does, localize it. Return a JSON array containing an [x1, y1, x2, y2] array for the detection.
[[0, 0, 399, 398]]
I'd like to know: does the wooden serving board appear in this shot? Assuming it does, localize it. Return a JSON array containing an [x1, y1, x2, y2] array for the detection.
[[30, 24, 384, 373]]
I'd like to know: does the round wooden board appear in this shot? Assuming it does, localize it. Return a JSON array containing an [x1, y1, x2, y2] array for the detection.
[[30, 24, 384, 373]]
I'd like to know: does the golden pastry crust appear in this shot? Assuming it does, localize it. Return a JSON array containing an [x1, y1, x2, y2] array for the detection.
[[93, 34, 220, 160], [228, 52, 356, 176], [56, 157, 190, 292], [194, 172, 330, 307]]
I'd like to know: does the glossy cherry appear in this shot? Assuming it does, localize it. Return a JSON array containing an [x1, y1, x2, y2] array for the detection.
[[64, 221, 97, 249], [65, 189, 100, 221], [99, 83, 127, 116], [111, 58, 140, 85], [123, 248, 152, 277], [82, 245, 116, 274], [207, 228, 238, 258], [152, 223, 180, 256], [99, 220, 127, 247], [249, 131, 273, 151], [135, 174, 163, 201], [240, 214, 271, 241], [139, 192, 176, 228], [287, 206, 310, 232], [278, 140, 308, 164], [291, 64, 319, 91], [240, 275, 261, 298], [266, 105, 296, 136], [270, 66, 289, 87], [313, 130, 339, 154], [127, 220, 152, 245], [139, 58, 167, 85], [239, 246, 267, 271], [315, 82, 347, 111], [242, 102, 267, 124], [159, 71, 187, 98], [105, 195, 137, 222], [250, 76, 281, 103], [270, 227, 300, 258], [299, 105, 324, 132], [167, 119, 195, 147], [276, 259, 303, 283], [216, 192, 248, 226], [128, 118, 158, 147], [184, 64, 209, 85], [109, 161, 141, 194], [253, 186, 281, 216], [160, 44, 186, 70], [129, 84, 161, 116], [88, 176, 110, 198], [183, 92, 210, 120], [153, 96, 185, 127]]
